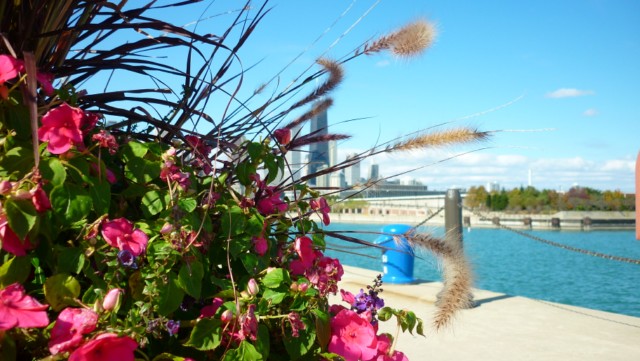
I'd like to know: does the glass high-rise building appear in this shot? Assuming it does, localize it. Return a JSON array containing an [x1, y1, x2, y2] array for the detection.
[[308, 109, 329, 184]]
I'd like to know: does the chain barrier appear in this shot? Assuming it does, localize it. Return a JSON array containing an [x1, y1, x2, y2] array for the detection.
[[533, 299, 640, 329], [411, 206, 445, 230], [468, 208, 640, 266]]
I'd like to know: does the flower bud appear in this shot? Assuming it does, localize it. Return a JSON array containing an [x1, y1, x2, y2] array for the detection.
[[102, 288, 123, 311], [247, 278, 259, 297], [0, 180, 12, 194], [221, 309, 234, 323], [159, 222, 173, 234], [298, 283, 309, 293]]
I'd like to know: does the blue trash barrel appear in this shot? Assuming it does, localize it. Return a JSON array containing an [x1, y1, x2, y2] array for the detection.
[[375, 224, 415, 284]]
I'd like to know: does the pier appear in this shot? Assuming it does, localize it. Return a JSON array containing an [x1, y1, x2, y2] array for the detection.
[[334, 265, 640, 361]]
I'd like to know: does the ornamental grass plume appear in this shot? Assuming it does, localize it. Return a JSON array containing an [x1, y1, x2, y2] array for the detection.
[[408, 233, 474, 330], [360, 19, 437, 58]]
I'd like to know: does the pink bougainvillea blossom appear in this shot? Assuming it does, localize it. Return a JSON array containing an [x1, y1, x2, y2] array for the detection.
[[306, 255, 344, 296], [49, 307, 98, 355], [185, 135, 213, 174], [238, 304, 258, 341], [0, 283, 49, 330], [160, 161, 190, 190], [251, 174, 287, 215], [31, 183, 52, 212], [0, 54, 23, 84], [36, 71, 55, 96], [273, 128, 291, 145], [38, 103, 86, 154], [310, 197, 331, 225], [101, 218, 148, 256], [68, 333, 138, 361], [252, 235, 268, 256], [0, 214, 34, 256], [92, 130, 118, 155], [199, 297, 223, 319], [288, 312, 305, 337], [328, 309, 378, 361]]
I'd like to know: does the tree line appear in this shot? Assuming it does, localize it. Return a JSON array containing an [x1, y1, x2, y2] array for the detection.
[[464, 185, 635, 213]]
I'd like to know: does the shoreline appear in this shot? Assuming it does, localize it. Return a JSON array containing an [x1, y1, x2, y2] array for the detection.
[[329, 210, 636, 231]]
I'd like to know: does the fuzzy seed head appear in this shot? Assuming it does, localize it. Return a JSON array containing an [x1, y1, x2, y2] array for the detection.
[[389, 20, 437, 58]]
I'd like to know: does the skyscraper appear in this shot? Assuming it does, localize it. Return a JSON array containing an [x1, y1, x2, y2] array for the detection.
[[344, 153, 361, 186], [308, 109, 329, 184]]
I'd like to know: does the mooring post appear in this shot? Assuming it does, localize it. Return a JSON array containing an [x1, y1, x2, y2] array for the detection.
[[439, 188, 474, 307], [444, 188, 463, 247]]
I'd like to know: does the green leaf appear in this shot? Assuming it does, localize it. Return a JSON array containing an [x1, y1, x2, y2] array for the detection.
[[247, 142, 263, 162], [223, 341, 263, 361], [40, 157, 66, 186], [178, 197, 198, 213], [262, 268, 290, 289], [3, 198, 37, 240], [284, 317, 316, 360], [255, 325, 270, 360], [142, 190, 168, 217], [416, 318, 425, 336], [312, 309, 331, 350], [262, 289, 286, 305], [240, 253, 258, 273], [377, 307, 393, 322], [125, 157, 161, 183], [219, 205, 246, 237], [152, 353, 193, 361], [400, 310, 417, 333], [186, 318, 223, 351], [0, 146, 33, 178], [235, 162, 256, 186], [157, 272, 185, 316], [0, 256, 31, 288], [50, 184, 93, 224], [44, 273, 81, 311], [56, 247, 85, 274], [121, 140, 148, 160], [89, 179, 111, 215], [177, 262, 204, 299]]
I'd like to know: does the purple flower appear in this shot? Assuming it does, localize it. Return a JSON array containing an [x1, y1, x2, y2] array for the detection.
[[166, 320, 180, 337], [117, 250, 138, 269]]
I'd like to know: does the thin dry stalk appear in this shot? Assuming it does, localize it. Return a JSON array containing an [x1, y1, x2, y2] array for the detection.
[[285, 98, 334, 130], [393, 128, 490, 152], [409, 233, 473, 330]]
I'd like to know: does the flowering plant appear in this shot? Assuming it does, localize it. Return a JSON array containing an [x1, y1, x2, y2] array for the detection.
[[0, 1, 478, 360]]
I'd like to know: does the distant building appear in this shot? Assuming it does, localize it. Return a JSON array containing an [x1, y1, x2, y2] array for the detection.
[[487, 181, 500, 193], [369, 164, 379, 181], [308, 109, 329, 184], [344, 153, 361, 186], [328, 140, 338, 167]]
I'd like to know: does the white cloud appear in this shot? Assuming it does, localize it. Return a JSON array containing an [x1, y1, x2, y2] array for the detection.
[[583, 108, 598, 116], [601, 159, 634, 172], [545, 88, 595, 98]]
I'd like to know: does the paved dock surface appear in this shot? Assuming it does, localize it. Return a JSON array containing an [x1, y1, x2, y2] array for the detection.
[[332, 266, 640, 361]]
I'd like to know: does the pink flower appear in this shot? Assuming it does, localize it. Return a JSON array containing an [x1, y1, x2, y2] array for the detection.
[[31, 183, 52, 212], [49, 307, 98, 355], [0, 180, 12, 194], [185, 135, 212, 174], [0, 283, 49, 330], [289, 236, 317, 275], [199, 297, 223, 318], [92, 130, 118, 155], [252, 174, 287, 215], [252, 235, 268, 256], [102, 288, 123, 311], [375, 334, 409, 361], [288, 312, 306, 337], [247, 279, 259, 296], [273, 128, 291, 145], [69, 333, 138, 361], [101, 218, 148, 256], [36, 71, 55, 96], [38, 103, 85, 154], [328, 309, 378, 361], [238, 304, 258, 341], [310, 197, 331, 226], [160, 162, 190, 190], [0, 55, 23, 84], [341, 289, 356, 305], [0, 214, 34, 256]]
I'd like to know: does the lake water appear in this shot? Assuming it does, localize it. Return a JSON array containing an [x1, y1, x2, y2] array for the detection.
[[323, 223, 640, 318]]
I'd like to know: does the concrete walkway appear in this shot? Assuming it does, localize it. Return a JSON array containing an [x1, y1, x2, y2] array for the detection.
[[333, 266, 640, 361]]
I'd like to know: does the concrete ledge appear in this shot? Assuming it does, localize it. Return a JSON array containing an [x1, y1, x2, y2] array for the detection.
[[333, 266, 640, 361]]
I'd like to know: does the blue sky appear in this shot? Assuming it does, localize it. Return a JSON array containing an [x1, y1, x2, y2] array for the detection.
[[137, 1, 640, 192]]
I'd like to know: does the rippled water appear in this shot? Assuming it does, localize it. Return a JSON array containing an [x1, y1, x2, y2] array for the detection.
[[324, 223, 640, 317]]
